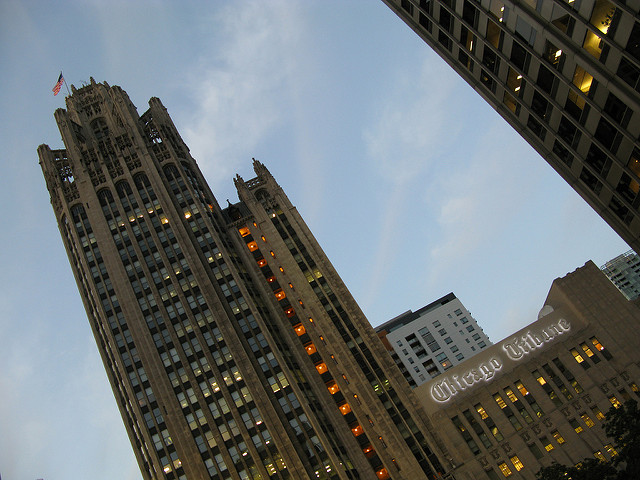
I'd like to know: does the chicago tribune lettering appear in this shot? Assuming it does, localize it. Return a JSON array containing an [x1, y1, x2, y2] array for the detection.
[[430, 358, 503, 403], [429, 318, 571, 403], [502, 318, 571, 360]]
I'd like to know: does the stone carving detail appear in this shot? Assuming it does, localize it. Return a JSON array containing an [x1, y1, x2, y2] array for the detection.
[[561, 407, 571, 417], [542, 418, 553, 428], [584, 394, 592, 404], [520, 432, 530, 442], [621, 371, 630, 381], [502, 442, 512, 454], [600, 383, 609, 394], [611, 377, 620, 387], [572, 400, 581, 410], [532, 424, 542, 434], [478, 456, 488, 467], [490, 449, 500, 460]]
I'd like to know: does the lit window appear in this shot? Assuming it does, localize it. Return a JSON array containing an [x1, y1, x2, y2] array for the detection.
[[257, 258, 267, 267], [494, 394, 508, 409], [571, 348, 587, 365], [293, 324, 306, 336], [476, 405, 489, 420], [591, 405, 605, 420], [541, 436, 554, 451], [339, 403, 351, 415], [351, 425, 364, 436], [270, 251, 276, 258], [510, 455, 524, 471], [305, 343, 317, 355], [239, 227, 250, 237], [363, 444, 374, 456], [570, 419, 583, 433], [593, 450, 606, 462], [266, 276, 276, 283], [184, 211, 192, 219], [498, 462, 513, 477], [247, 241, 258, 252], [284, 307, 295, 318], [552, 431, 566, 444], [609, 395, 622, 408], [327, 381, 340, 395], [279, 266, 284, 272], [315, 363, 328, 374], [274, 289, 286, 301], [376, 467, 390, 480], [580, 413, 595, 428], [604, 443, 617, 457]]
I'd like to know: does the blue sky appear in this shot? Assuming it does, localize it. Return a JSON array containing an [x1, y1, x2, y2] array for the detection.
[[0, 1, 629, 479]]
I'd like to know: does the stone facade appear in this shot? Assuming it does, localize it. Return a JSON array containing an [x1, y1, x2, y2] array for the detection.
[[414, 261, 640, 479]]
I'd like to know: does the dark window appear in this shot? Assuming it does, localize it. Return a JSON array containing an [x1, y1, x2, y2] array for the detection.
[[483, 47, 499, 73], [579, 167, 603, 195], [537, 65, 556, 94], [585, 144, 610, 175], [553, 141, 574, 167], [558, 116, 579, 147], [626, 21, 640, 61], [527, 115, 546, 140], [604, 93, 631, 128], [594, 118, 620, 152], [617, 57, 640, 91], [610, 196, 633, 224], [531, 91, 551, 122], [401, 0, 414, 14], [462, 0, 478, 28], [510, 41, 529, 71]]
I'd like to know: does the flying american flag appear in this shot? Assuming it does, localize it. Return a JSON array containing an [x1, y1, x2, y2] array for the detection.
[[52, 72, 64, 96]]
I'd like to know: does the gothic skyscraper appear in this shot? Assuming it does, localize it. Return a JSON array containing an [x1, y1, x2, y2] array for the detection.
[[382, 0, 640, 251], [38, 79, 452, 480]]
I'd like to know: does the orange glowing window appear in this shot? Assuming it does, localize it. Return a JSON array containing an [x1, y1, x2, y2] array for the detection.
[[351, 425, 364, 436], [327, 382, 340, 395], [253, 222, 258, 227], [293, 324, 306, 336], [284, 307, 295, 318], [257, 258, 267, 267], [266, 276, 276, 283], [279, 266, 284, 272], [315, 363, 328, 374], [298, 299, 304, 306], [261, 235, 266, 242], [289, 282, 294, 290], [239, 227, 250, 237], [362, 445, 374, 455], [305, 343, 317, 355], [270, 251, 276, 258], [247, 241, 258, 251], [339, 403, 351, 415], [376, 468, 390, 480], [308, 317, 314, 323], [274, 289, 286, 301]]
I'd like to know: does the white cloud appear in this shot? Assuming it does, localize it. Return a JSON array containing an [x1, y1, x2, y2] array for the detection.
[[363, 56, 461, 185], [181, 0, 305, 189]]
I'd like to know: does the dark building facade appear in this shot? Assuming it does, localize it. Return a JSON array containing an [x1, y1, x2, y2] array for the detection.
[[38, 79, 452, 480], [382, 0, 640, 251]]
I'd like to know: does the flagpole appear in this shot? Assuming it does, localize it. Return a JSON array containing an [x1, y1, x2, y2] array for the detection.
[[63, 71, 71, 96]]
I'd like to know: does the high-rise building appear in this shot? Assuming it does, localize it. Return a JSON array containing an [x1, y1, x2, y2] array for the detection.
[[38, 79, 453, 480], [382, 0, 640, 251], [600, 248, 640, 299], [376, 293, 491, 388]]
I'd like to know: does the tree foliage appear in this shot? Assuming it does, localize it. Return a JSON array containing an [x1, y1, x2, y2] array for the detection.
[[536, 400, 639, 480]]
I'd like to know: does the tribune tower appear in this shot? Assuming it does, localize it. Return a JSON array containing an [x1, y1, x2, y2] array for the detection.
[[38, 79, 453, 480]]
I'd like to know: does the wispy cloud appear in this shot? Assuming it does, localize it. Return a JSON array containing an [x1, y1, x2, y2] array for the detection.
[[181, 0, 305, 189]]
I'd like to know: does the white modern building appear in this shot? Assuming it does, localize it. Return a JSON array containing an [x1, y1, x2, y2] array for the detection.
[[600, 249, 640, 300], [377, 293, 492, 387]]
